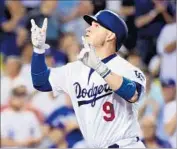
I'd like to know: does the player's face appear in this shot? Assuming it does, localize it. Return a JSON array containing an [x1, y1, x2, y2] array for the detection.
[[10, 87, 28, 110], [10, 97, 25, 110], [85, 21, 108, 47], [162, 86, 176, 102]]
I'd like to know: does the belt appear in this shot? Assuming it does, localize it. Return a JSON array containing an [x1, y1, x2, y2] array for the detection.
[[108, 137, 140, 148]]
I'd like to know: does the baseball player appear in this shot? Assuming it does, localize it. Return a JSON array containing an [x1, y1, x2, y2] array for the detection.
[[30, 10, 146, 148]]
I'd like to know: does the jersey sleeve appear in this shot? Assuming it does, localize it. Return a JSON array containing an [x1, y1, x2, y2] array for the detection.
[[124, 67, 146, 100], [129, 69, 146, 88], [49, 64, 70, 97], [112, 56, 146, 100]]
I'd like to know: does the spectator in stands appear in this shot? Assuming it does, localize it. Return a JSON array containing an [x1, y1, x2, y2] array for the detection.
[[40, 95, 86, 148], [106, 1, 121, 14], [20, 42, 33, 78], [137, 70, 168, 140], [31, 92, 66, 119], [161, 79, 176, 148], [45, 46, 68, 67], [134, 0, 175, 65], [57, 0, 93, 43], [59, 32, 81, 62], [127, 52, 144, 69], [119, 0, 137, 51], [148, 55, 161, 78], [20, 42, 36, 95], [22, 0, 59, 48], [1, 56, 34, 106], [1, 85, 42, 148], [1, 56, 23, 106], [0, 0, 5, 26], [20, 0, 41, 13], [45, 49, 56, 67], [0, 0, 27, 56], [91, 0, 106, 15], [140, 116, 172, 148], [157, 22, 176, 82], [138, 70, 160, 120]]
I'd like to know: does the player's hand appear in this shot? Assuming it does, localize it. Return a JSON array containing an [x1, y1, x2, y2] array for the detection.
[[78, 36, 111, 78], [77, 36, 100, 70], [153, 0, 166, 13], [31, 18, 50, 53]]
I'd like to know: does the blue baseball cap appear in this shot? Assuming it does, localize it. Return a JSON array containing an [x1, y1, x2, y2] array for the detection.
[[161, 79, 176, 87], [83, 10, 128, 51]]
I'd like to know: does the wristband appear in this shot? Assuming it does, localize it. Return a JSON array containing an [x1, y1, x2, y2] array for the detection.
[[95, 61, 111, 78], [114, 77, 136, 101], [33, 47, 45, 54], [33, 43, 50, 54]]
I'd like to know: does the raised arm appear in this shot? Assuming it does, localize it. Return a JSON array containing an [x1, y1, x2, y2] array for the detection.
[[60, 1, 93, 23], [30, 18, 52, 92], [164, 113, 177, 136], [1, 0, 25, 32], [153, 0, 175, 24], [135, 9, 158, 28]]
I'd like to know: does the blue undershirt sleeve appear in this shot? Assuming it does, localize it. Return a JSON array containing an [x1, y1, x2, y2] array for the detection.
[[114, 77, 137, 101], [31, 52, 52, 92]]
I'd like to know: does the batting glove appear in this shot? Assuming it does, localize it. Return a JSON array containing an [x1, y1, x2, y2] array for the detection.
[[31, 18, 50, 54], [78, 36, 111, 78]]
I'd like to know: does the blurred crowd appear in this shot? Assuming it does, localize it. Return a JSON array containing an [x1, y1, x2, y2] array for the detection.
[[0, 0, 176, 148]]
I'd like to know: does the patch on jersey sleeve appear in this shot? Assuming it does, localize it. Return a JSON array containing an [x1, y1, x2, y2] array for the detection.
[[134, 70, 145, 82]]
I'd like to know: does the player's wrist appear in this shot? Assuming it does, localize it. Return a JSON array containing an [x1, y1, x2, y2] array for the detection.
[[33, 47, 45, 54], [95, 61, 111, 78], [33, 44, 50, 54], [149, 9, 158, 18]]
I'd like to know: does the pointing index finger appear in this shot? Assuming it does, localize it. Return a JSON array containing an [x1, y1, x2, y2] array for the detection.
[[31, 19, 36, 28], [42, 18, 48, 31], [82, 36, 90, 49]]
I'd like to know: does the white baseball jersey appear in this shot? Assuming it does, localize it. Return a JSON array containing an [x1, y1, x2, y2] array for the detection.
[[1, 109, 42, 145], [49, 53, 146, 148]]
